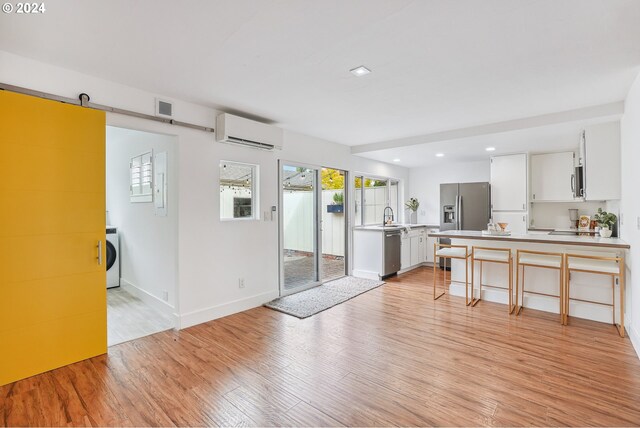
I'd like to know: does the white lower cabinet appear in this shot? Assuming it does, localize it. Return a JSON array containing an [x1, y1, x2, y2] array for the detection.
[[400, 235, 411, 270], [426, 228, 439, 263], [419, 231, 426, 263], [410, 236, 420, 266], [401, 228, 428, 270]]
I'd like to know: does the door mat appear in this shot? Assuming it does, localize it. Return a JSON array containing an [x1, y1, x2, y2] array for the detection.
[[265, 276, 385, 319]]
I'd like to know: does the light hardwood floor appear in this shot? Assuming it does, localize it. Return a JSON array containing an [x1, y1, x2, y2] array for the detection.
[[2, 267, 640, 426]]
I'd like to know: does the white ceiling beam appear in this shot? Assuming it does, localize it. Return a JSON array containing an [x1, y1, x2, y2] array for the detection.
[[350, 101, 625, 154]]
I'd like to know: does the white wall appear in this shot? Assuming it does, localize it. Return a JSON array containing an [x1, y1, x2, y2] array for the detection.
[[106, 127, 178, 310], [620, 70, 640, 356], [0, 50, 409, 328], [409, 160, 490, 225]]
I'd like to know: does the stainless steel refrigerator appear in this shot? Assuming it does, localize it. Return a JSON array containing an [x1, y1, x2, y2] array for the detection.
[[439, 182, 491, 268]]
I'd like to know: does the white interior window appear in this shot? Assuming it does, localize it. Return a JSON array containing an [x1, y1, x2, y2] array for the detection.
[[220, 161, 259, 220]]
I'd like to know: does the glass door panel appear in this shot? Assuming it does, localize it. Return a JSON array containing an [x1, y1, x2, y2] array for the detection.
[[320, 168, 346, 282], [281, 163, 319, 293]]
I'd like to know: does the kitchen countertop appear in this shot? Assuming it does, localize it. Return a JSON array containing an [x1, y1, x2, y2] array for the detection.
[[430, 230, 630, 249], [355, 224, 436, 231]]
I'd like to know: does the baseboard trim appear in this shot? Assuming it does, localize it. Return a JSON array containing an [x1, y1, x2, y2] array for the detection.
[[352, 269, 380, 281], [178, 290, 280, 329], [119, 279, 179, 326], [399, 262, 436, 275]]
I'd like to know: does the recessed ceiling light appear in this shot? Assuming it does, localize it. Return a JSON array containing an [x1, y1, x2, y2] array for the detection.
[[435, 153, 445, 157], [350, 66, 371, 77], [393, 158, 401, 162], [486, 147, 496, 152]]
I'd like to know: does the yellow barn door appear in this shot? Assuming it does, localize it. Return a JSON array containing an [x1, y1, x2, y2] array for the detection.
[[0, 90, 107, 386]]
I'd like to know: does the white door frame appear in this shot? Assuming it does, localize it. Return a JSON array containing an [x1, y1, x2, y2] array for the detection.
[[278, 160, 349, 296]]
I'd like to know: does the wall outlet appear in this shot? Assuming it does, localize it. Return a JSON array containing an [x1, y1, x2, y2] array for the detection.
[[637, 216, 640, 230], [162, 291, 169, 302], [239, 278, 245, 289]]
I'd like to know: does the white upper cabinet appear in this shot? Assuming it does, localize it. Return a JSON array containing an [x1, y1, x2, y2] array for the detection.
[[584, 122, 621, 201], [530, 152, 575, 202], [492, 211, 528, 235], [490, 153, 528, 211]]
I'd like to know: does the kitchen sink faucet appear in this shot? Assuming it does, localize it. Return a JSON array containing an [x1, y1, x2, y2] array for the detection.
[[383, 206, 395, 226]]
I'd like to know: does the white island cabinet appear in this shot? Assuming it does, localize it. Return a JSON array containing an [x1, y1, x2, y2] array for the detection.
[[430, 230, 629, 327]]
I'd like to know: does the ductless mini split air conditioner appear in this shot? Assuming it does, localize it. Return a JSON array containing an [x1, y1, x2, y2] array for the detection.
[[216, 113, 283, 150]]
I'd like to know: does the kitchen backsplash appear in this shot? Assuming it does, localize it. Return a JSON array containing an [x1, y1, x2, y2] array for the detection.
[[530, 201, 617, 229]]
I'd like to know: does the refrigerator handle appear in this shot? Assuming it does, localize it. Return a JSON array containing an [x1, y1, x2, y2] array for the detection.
[[456, 195, 462, 230]]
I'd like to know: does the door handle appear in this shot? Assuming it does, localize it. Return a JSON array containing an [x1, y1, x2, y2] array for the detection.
[[97, 240, 102, 265], [571, 174, 575, 194]]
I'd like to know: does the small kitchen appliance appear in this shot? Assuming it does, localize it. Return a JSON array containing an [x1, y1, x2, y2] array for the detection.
[[568, 209, 579, 229]]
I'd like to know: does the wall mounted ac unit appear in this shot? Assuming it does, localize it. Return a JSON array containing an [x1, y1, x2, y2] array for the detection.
[[216, 113, 283, 150]]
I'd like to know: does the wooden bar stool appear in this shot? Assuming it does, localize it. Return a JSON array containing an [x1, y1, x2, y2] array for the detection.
[[515, 250, 564, 323], [564, 253, 625, 337], [433, 243, 472, 304], [471, 247, 515, 313]]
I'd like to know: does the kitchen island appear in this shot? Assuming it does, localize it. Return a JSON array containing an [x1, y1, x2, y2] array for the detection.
[[429, 230, 629, 326]]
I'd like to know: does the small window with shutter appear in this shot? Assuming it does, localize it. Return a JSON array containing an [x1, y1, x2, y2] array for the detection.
[[130, 151, 153, 203]]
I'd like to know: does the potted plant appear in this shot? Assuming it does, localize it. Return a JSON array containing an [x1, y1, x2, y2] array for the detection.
[[594, 208, 617, 238], [405, 198, 420, 224], [327, 192, 344, 213]]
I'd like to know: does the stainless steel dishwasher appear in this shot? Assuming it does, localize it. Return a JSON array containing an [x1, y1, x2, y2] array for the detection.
[[382, 229, 402, 278]]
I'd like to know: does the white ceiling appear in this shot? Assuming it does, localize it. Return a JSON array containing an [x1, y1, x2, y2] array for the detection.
[[359, 118, 607, 167], [2, 0, 640, 165]]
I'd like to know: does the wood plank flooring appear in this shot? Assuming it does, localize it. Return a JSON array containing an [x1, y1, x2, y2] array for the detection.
[[2, 266, 640, 426]]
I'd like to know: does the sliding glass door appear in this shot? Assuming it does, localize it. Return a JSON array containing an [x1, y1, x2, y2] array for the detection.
[[320, 168, 346, 283], [280, 162, 347, 296], [281, 163, 320, 294]]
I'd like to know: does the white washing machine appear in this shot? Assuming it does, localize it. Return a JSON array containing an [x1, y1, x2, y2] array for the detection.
[[106, 226, 120, 288]]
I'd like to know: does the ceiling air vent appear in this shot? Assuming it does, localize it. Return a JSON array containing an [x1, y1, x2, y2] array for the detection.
[[155, 99, 173, 118]]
